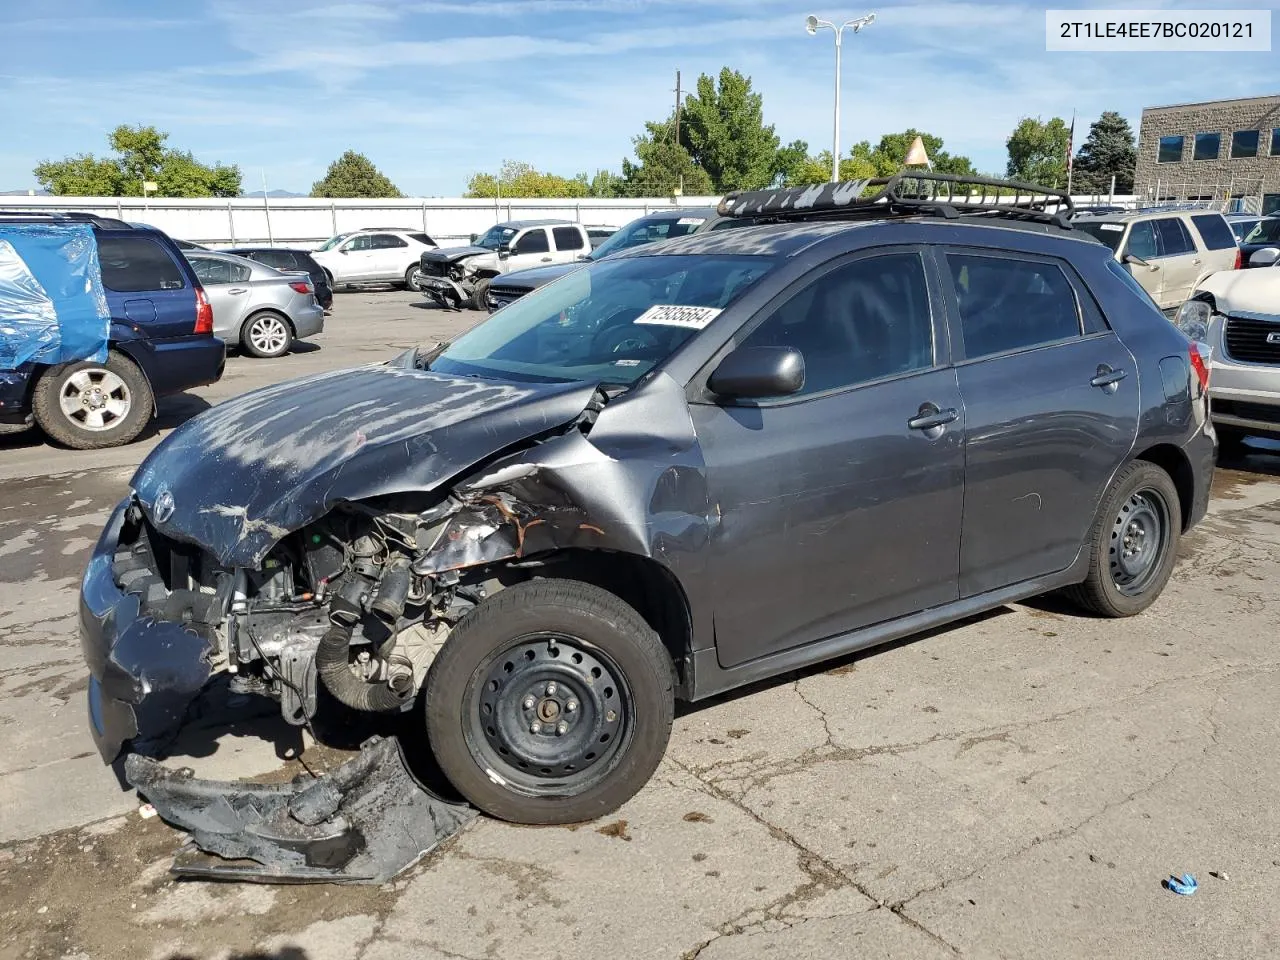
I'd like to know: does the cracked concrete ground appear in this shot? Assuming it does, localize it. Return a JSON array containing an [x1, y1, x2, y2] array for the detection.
[[3, 290, 1280, 959]]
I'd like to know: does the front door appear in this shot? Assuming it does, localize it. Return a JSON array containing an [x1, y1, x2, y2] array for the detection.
[[694, 249, 965, 669], [940, 249, 1140, 596], [338, 234, 378, 280], [1119, 220, 1165, 307], [507, 228, 554, 273]]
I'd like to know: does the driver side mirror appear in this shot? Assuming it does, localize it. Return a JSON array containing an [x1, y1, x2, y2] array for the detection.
[[1123, 252, 1157, 271], [709, 346, 805, 400], [1249, 247, 1280, 267]]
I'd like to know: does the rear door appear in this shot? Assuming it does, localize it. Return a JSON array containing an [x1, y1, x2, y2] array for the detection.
[[941, 249, 1139, 596], [368, 233, 410, 280], [1151, 217, 1200, 308], [551, 226, 587, 264], [1189, 213, 1240, 273], [188, 256, 252, 338], [695, 248, 965, 668], [96, 234, 195, 340]]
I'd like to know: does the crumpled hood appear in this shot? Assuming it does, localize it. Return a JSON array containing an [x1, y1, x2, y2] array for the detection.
[[1197, 269, 1280, 318], [421, 246, 494, 265], [130, 364, 599, 566]]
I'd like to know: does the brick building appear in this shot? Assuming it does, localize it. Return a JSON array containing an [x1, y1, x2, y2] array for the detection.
[[1134, 94, 1280, 214]]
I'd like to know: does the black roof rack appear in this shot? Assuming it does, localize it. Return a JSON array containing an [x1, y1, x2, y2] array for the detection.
[[718, 172, 1075, 230], [0, 209, 132, 230]]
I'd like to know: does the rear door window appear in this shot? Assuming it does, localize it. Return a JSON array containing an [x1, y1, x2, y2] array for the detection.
[[946, 254, 1082, 359], [1154, 218, 1195, 256], [552, 226, 586, 251], [370, 234, 408, 249], [97, 236, 186, 292], [1190, 214, 1237, 251]]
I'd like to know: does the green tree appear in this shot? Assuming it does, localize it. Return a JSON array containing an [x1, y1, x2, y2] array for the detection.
[[617, 129, 715, 197], [464, 160, 589, 199], [34, 125, 241, 197], [783, 130, 975, 188], [1072, 111, 1137, 194], [1006, 116, 1071, 188], [311, 151, 403, 198], [679, 68, 785, 191]]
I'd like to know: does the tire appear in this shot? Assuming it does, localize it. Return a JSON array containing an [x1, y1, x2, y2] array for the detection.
[[424, 579, 674, 824], [405, 265, 426, 293], [1064, 461, 1181, 618], [240, 311, 293, 359], [33, 351, 153, 450], [470, 277, 492, 311]]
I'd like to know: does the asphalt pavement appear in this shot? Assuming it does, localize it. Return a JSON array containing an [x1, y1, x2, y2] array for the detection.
[[2, 289, 1280, 960]]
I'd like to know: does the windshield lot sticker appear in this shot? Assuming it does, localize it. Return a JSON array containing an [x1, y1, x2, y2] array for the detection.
[[676, 217, 707, 226], [1098, 223, 1124, 232], [634, 305, 722, 329]]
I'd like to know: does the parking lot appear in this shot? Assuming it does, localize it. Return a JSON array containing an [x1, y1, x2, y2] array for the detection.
[[3, 290, 1280, 960]]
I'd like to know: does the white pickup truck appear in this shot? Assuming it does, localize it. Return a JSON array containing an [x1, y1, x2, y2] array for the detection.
[[416, 219, 591, 310]]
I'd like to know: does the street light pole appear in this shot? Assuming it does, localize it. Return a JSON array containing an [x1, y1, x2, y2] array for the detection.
[[806, 13, 876, 183]]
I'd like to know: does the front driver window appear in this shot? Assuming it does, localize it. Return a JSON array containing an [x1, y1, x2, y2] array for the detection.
[[344, 235, 372, 252], [1125, 221, 1158, 260], [514, 230, 550, 254], [191, 257, 233, 285], [737, 253, 934, 396]]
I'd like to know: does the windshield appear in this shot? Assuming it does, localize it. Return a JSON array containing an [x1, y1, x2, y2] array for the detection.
[[590, 214, 710, 260], [1243, 217, 1280, 244], [1074, 220, 1126, 252], [431, 254, 774, 385], [316, 233, 352, 252], [474, 225, 519, 250]]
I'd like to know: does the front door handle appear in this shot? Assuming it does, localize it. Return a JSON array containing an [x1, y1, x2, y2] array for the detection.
[[907, 405, 959, 432], [227, 287, 248, 295], [1091, 365, 1128, 391], [540, 257, 553, 262]]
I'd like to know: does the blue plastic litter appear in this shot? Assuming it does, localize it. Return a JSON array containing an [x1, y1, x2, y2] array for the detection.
[[1167, 873, 1198, 896], [0, 223, 110, 371]]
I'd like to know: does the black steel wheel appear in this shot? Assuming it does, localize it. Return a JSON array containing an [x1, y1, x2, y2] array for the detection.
[[424, 579, 673, 824], [1065, 461, 1181, 617]]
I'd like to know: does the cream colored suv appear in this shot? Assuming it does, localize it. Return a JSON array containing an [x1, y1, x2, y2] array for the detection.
[[1074, 209, 1241, 314]]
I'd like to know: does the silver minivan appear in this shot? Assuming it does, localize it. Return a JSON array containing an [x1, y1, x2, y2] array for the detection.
[[1075, 209, 1240, 313]]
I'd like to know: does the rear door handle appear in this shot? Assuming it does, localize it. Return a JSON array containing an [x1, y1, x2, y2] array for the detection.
[[540, 257, 553, 262], [907, 407, 959, 431], [227, 288, 248, 295], [1091, 366, 1128, 390]]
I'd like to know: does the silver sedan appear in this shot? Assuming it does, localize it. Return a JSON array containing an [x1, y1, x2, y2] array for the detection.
[[185, 251, 325, 358]]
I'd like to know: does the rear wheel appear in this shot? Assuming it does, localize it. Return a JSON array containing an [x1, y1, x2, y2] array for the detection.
[[470, 277, 492, 311], [241, 311, 293, 358], [33, 351, 153, 449], [1065, 461, 1180, 617], [424, 580, 674, 824]]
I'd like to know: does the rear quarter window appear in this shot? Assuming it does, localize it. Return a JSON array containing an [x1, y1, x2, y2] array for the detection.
[[408, 233, 435, 246], [97, 236, 186, 292], [1189, 214, 1237, 251]]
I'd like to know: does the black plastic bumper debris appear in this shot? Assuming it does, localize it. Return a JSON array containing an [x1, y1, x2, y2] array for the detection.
[[125, 736, 476, 883]]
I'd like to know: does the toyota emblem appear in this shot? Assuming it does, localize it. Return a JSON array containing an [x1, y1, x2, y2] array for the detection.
[[154, 490, 175, 524]]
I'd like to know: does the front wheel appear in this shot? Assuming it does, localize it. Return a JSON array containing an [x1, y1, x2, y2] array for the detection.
[[405, 265, 426, 292], [33, 351, 153, 449], [424, 580, 674, 824], [1064, 461, 1181, 617], [470, 278, 492, 311], [241, 311, 293, 358]]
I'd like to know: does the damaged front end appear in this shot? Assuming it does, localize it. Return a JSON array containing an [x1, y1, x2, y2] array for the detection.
[[417, 247, 495, 310]]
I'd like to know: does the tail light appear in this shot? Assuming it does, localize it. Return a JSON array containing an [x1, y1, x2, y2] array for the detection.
[[289, 280, 313, 295], [1189, 343, 1210, 394], [194, 287, 214, 334], [1233, 248, 1243, 270]]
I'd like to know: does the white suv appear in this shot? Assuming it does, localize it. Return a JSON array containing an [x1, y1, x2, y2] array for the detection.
[[312, 228, 437, 291]]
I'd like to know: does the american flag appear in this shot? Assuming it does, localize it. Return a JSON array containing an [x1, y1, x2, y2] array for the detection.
[[1066, 112, 1076, 174]]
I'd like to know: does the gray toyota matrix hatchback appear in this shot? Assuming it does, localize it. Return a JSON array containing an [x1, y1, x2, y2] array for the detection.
[[81, 174, 1215, 827]]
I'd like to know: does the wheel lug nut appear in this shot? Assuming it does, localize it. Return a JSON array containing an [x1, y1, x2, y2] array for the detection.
[[522, 696, 535, 710], [606, 709, 617, 723], [556, 722, 568, 736], [530, 721, 542, 734], [565, 700, 578, 713], [545, 682, 557, 696]]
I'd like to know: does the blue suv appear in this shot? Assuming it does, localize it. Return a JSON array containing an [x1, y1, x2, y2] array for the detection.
[[0, 212, 225, 449]]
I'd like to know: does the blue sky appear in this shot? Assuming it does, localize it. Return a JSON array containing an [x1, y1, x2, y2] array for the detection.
[[1, 0, 1276, 196]]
